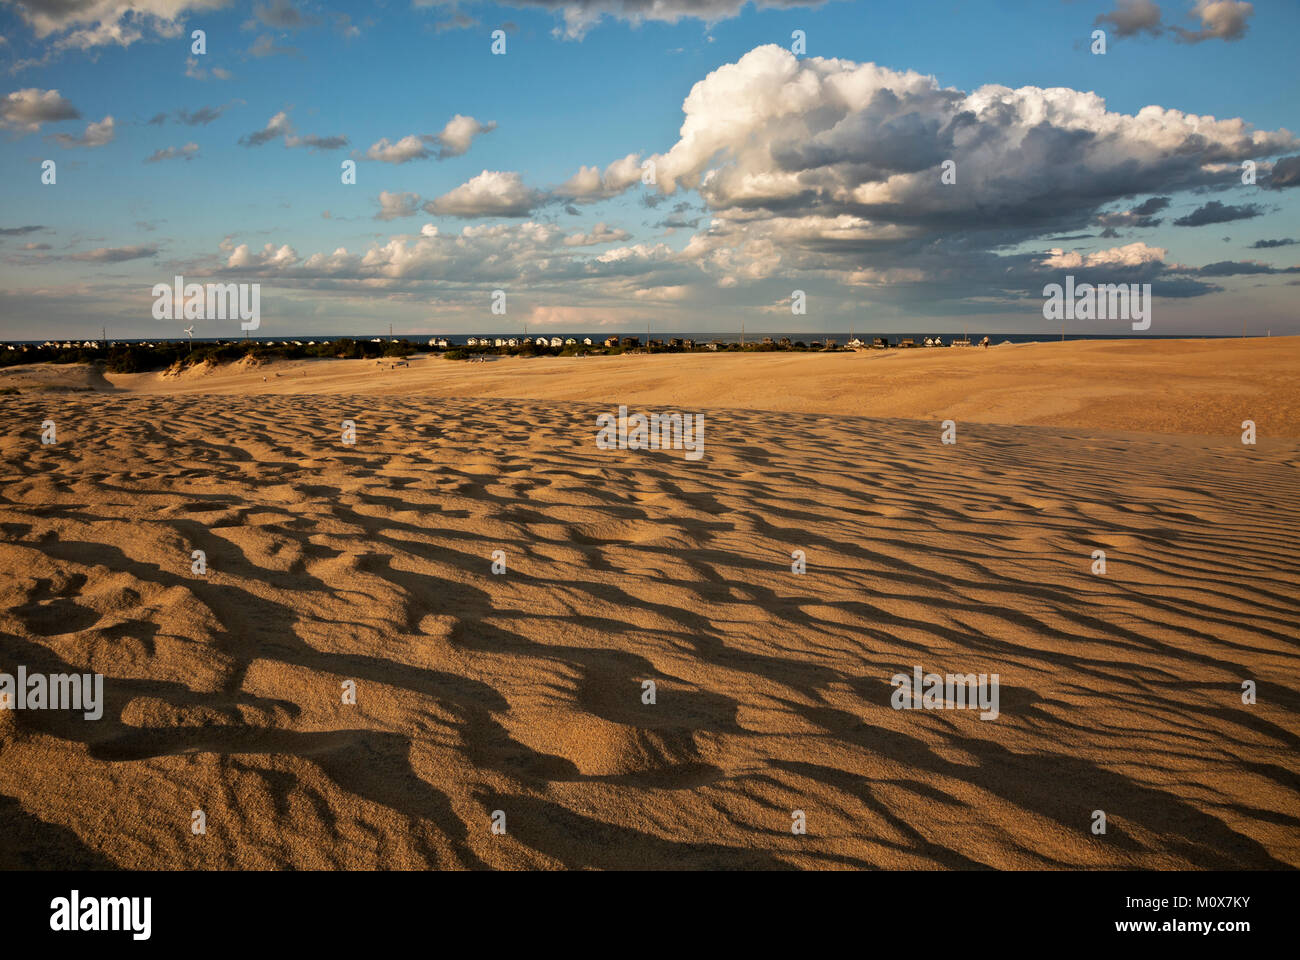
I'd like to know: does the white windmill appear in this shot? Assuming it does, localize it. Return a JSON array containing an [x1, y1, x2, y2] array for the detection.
[[184, 325, 195, 353]]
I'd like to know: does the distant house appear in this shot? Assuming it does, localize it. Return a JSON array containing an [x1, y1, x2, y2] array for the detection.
[[564, 337, 577, 346], [899, 337, 917, 348], [466, 337, 479, 347], [621, 337, 640, 348], [583, 337, 594, 346], [370, 337, 382, 343], [824, 338, 837, 349], [549, 336, 563, 347], [494, 337, 508, 347], [706, 341, 720, 351], [505, 337, 517, 347], [872, 337, 890, 349], [779, 337, 792, 348], [668, 337, 683, 349], [683, 339, 696, 350], [604, 336, 619, 348], [848, 337, 865, 348]]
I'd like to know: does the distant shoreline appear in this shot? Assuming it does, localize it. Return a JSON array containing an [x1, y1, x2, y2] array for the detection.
[[2, 331, 1286, 377]]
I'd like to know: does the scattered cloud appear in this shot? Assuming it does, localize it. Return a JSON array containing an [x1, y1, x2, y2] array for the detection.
[[185, 57, 232, 81], [50, 114, 115, 148], [1172, 199, 1265, 226], [70, 244, 158, 262], [1095, 0, 1163, 38], [1092, 0, 1254, 44], [363, 115, 496, 164], [1266, 155, 1300, 190], [425, 170, 544, 218], [564, 223, 631, 246], [375, 191, 424, 221], [144, 142, 199, 163], [5, 0, 229, 50], [0, 87, 79, 131], [239, 109, 347, 150]]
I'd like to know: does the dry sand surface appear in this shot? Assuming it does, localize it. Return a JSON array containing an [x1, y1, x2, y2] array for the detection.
[[50, 336, 1297, 438], [0, 340, 1297, 869]]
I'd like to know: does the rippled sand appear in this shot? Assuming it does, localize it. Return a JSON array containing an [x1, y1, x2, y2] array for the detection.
[[1, 388, 1296, 869]]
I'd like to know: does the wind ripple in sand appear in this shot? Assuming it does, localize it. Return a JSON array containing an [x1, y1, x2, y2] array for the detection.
[[0, 395, 1297, 869]]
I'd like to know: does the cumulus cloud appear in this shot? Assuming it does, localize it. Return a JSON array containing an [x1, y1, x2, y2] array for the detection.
[[363, 115, 496, 163], [1266, 155, 1300, 190], [50, 114, 115, 147], [0, 87, 79, 131], [375, 191, 423, 221], [224, 240, 298, 269], [1173, 0, 1253, 44], [425, 170, 543, 218], [1095, 0, 1163, 38], [6, 0, 229, 49], [144, 142, 199, 163], [558, 44, 1296, 296], [1092, 0, 1253, 44], [557, 153, 643, 202], [1172, 199, 1264, 226], [1041, 242, 1168, 270]]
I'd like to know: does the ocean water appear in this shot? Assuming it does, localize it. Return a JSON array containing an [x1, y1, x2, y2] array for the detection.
[[14, 332, 1261, 347]]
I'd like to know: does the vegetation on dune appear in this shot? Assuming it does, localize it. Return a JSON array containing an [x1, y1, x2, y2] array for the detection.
[[2, 334, 859, 373]]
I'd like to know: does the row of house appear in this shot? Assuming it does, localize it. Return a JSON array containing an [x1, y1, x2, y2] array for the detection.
[[458, 336, 594, 348]]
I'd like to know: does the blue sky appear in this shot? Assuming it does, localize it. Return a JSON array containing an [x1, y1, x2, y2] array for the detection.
[[1, 0, 1297, 339]]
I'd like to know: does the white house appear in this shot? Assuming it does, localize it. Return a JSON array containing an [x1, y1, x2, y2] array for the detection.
[[564, 337, 577, 345], [507, 337, 519, 347], [495, 337, 508, 347], [583, 337, 593, 346], [549, 336, 563, 347]]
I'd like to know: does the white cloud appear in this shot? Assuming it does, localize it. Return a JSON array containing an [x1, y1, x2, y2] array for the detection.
[[1041, 242, 1168, 270], [10, 0, 231, 49], [51, 114, 115, 147], [0, 87, 79, 131], [557, 153, 642, 201], [376, 191, 423, 221], [425, 170, 543, 218], [363, 115, 495, 163], [563, 222, 630, 246]]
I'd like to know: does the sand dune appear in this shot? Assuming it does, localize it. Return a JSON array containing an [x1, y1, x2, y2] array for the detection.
[[1, 390, 1296, 869], [4, 337, 1298, 437]]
